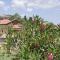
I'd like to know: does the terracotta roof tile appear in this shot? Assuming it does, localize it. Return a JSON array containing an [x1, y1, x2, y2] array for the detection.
[[12, 24, 21, 29], [0, 19, 11, 24]]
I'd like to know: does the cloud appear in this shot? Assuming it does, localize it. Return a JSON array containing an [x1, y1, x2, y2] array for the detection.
[[0, 0, 5, 7], [11, 0, 27, 8], [27, 8, 33, 12], [27, 0, 60, 8], [11, 0, 60, 9]]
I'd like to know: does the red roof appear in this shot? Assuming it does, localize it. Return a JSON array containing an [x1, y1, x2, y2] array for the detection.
[[0, 19, 11, 25], [12, 24, 21, 29]]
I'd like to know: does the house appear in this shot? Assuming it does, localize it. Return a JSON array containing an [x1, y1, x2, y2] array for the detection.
[[0, 18, 22, 33], [0, 18, 23, 43], [10, 20, 23, 31]]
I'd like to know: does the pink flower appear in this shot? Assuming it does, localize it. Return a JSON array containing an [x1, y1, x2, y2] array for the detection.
[[48, 53, 53, 60]]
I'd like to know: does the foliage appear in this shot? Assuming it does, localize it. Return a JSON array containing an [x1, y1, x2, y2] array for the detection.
[[2, 14, 60, 60]]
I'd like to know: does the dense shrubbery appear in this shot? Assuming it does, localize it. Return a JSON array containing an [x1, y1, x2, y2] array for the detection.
[[2, 14, 60, 60]]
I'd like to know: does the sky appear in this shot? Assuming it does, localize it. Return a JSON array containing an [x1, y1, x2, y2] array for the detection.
[[0, 0, 60, 24]]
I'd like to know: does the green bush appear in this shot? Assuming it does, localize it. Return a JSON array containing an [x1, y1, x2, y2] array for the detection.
[[4, 16, 60, 60]]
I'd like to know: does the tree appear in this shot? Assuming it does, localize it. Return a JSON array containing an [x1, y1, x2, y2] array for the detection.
[[9, 13, 21, 21]]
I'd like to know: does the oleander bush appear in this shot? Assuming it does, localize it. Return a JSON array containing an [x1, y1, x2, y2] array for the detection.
[[1, 15, 60, 60]]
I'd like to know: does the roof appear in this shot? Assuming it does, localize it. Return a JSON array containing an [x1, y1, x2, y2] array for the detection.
[[11, 20, 20, 24], [12, 24, 22, 29], [0, 19, 11, 25]]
